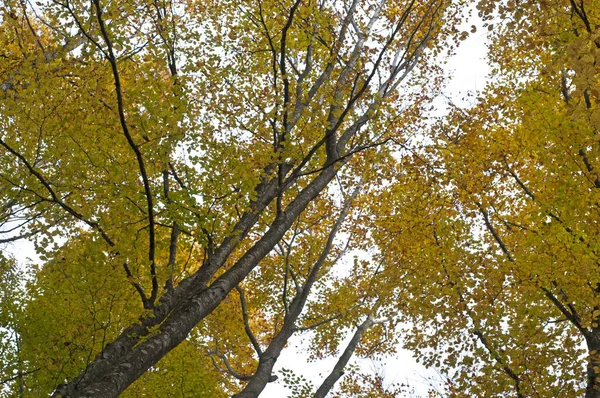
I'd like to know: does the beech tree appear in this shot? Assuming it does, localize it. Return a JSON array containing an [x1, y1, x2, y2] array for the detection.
[[365, 1, 600, 397], [8, 0, 600, 397], [0, 0, 465, 396]]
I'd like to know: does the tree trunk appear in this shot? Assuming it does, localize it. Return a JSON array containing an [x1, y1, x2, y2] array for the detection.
[[586, 331, 600, 398], [314, 317, 375, 398]]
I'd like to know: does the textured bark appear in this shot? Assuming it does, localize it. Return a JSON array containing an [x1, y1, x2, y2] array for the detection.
[[53, 173, 283, 397], [55, 165, 339, 397], [586, 331, 600, 398], [42, 0, 442, 394]]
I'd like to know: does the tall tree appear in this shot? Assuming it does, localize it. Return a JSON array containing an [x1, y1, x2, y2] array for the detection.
[[0, 0, 464, 396], [367, 1, 600, 397]]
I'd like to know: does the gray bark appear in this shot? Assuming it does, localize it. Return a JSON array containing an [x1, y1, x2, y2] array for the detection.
[[313, 317, 375, 398], [586, 331, 600, 398], [45, 0, 436, 394], [52, 173, 284, 397], [55, 165, 339, 397]]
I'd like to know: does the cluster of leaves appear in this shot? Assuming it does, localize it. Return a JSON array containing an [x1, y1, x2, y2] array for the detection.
[[280, 368, 314, 398], [4, 0, 600, 397], [364, 0, 600, 397], [0, 0, 468, 396]]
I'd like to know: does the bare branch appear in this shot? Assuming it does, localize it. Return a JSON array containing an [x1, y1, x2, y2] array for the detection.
[[122, 263, 150, 308], [0, 368, 40, 386], [294, 314, 340, 332]]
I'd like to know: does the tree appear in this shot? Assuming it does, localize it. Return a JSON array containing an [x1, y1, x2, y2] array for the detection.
[[365, 1, 600, 397], [0, 0, 464, 396]]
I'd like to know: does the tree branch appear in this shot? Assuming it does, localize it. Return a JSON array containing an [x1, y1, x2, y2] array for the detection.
[[92, 0, 158, 305], [0, 138, 114, 246], [313, 316, 376, 398], [235, 285, 263, 357]]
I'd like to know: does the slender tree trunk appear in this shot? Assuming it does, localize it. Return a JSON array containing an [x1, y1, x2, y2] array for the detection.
[[54, 174, 284, 397], [233, 186, 360, 398], [232, 326, 295, 398], [586, 331, 600, 398], [313, 316, 375, 398]]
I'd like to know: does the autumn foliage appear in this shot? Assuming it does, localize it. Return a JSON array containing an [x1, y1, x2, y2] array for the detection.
[[1, 0, 600, 397]]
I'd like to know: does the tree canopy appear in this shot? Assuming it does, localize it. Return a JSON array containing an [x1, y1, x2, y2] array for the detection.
[[1, 0, 600, 397]]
